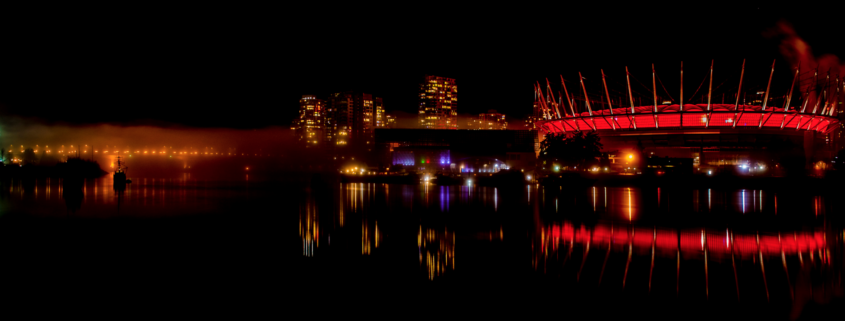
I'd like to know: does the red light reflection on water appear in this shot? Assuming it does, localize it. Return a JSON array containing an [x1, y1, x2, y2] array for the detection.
[[545, 222, 826, 257]]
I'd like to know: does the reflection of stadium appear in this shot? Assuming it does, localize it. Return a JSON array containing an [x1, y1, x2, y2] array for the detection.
[[534, 221, 833, 300], [533, 63, 842, 171]]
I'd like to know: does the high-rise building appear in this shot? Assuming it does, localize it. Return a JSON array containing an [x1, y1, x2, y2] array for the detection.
[[419, 75, 458, 129], [468, 111, 507, 130], [325, 92, 385, 146], [385, 114, 396, 128], [294, 95, 324, 147], [374, 98, 385, 128], [325, 92, 352, 146]]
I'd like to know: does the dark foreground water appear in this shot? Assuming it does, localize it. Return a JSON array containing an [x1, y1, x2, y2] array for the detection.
[[0, 175, 842, 318]]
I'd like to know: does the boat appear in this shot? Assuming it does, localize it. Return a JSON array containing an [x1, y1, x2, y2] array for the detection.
[[114, 156, 129, 187]]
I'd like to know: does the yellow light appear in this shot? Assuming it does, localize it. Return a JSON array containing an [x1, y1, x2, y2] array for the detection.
[[628, 154, 633, 159]]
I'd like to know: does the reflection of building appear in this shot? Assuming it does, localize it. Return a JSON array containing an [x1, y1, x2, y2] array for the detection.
[[468, 111, 507, 130], [362, 219, 382, 255], [375, 129, 537, 172], [533, 220, 831, 299], [418, 226, 455, 280], [300, 200, 319, 257], [294, 95, 324, 147], [419, 75, 458, 129]]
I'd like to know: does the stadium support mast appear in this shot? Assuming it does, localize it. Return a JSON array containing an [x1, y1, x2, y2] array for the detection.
[[679, 61, 684, 127], [561, 75, 576, 118], [830, 77, 840, 117], [601, 69, 616, 130], [806, 72, 829, 131], [680, 61, 684, 111], [762, 60, 775, 111], [705, 60, 714, 128], [795, 86, 812, 130], [625, 66, 637, 129], [732, 59, 746, 129], [804, 70, 818, 114], [561, 75, 579, 131], [780, 67, 800, 129], [758, 60, 776, 128], [546, 78, 561, 118], [535, 83, 547, 119], [578, 72, 597, 131], [820, 72, 831, 116], [536, 82, 551, 120], [652, 64, 659, 129]]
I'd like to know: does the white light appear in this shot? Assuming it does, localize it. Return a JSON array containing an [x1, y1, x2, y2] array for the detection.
[[708, 170, 712, 175]]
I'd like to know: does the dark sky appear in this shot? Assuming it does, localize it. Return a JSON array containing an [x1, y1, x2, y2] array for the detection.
[[0, 4, 841, 129]]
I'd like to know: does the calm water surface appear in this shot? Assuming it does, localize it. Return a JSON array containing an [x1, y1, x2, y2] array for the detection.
[[0, 176, 841, 317]]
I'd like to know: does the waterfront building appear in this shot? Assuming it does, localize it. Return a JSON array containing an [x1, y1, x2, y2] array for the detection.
[[294, 95, 324, 147], [419, 75, 458, 129], [374, 97, 385, 129], [385, 114, 396, 128], [374, 129, 537, 172], [325, 92, 385, 147], [534, 61, 841, 174], [468, 111, 507, 130]]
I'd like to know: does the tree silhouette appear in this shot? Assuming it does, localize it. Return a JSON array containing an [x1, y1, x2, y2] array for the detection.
[[539, 132, 603, 169]]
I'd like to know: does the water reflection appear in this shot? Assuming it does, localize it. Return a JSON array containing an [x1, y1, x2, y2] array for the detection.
[[362, 219, 382, 255], [419, 225, 455, 280], [533, 219, 840, 303], [300, 197, 319, 257], [299, 181, 841, 314]]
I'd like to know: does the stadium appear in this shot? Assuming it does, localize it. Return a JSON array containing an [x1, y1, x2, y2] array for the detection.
[[533, 61, 842, 174]]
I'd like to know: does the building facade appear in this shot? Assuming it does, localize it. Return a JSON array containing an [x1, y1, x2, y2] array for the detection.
[[324, 92, 385, 147], [419, 75, 458, 129], [468, 111, 507, 130], [374, 129, 537, 173], [294, 95, 324, 147]]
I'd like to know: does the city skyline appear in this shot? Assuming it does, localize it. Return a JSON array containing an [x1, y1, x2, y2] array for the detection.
[[0, 5, 842, 317]]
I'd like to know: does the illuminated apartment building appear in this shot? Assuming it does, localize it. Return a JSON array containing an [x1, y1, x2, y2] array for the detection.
[[468, 111, 507, 130], [385, 114, 396, 128], [374, 98, 385, 128], [294, 95, 324, 147], [325, 92, 385, 146], [419, 75, 457, 129]]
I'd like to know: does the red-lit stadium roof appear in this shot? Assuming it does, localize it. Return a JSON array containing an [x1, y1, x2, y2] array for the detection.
[[536, 104, 839, 134], [534, 61, 842, 135]]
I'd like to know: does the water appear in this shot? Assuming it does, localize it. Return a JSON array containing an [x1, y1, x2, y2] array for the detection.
[[0, 176, 841, 317]]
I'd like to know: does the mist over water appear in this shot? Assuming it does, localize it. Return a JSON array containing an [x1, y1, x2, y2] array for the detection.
[[0, 116, 294, 156]]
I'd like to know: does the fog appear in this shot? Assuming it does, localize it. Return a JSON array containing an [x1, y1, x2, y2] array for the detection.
[[0, 116, 294, 155]]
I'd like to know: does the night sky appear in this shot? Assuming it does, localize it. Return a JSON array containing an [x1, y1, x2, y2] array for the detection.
[[0, 4, 841, 129]]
